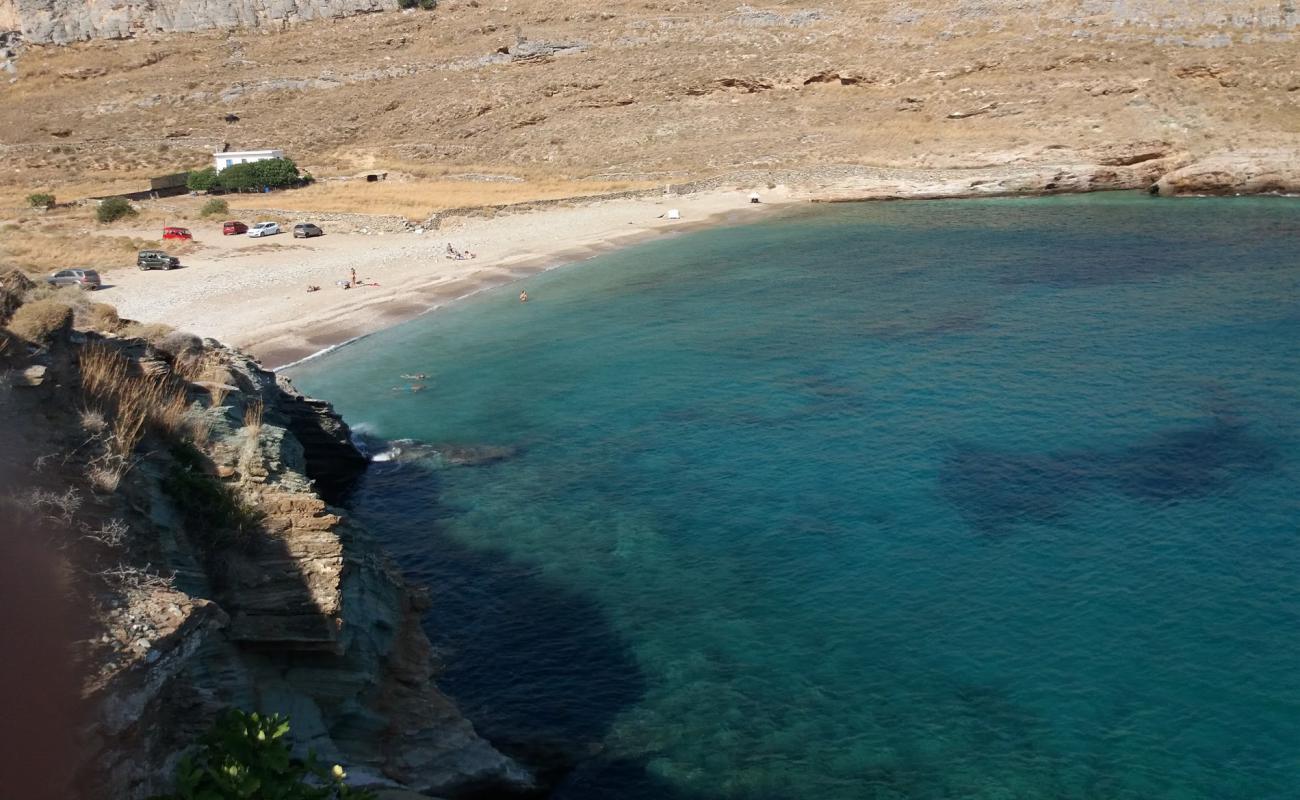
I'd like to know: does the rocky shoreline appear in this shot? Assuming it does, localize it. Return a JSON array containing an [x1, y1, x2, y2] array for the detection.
[[0, 282, 536, 798]]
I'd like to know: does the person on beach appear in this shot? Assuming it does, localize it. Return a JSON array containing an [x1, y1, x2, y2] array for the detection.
[[519, 290, 529, 303], [350, 268, 357, 286]]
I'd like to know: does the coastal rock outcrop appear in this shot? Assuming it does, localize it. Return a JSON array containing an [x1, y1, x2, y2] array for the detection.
[[2, 0, 398, 44], [1152, 151, 1300, 196], [0, 303, 530, 798]]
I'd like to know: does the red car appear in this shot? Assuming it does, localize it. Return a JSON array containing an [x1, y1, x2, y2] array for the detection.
[[223, 221, 248, 236], [162, 226, 193, 241]]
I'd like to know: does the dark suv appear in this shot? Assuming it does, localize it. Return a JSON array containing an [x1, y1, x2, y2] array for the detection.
[[137, 250, 180, 270], [293, 223, 323, 239], [47, 269, 102, 290]]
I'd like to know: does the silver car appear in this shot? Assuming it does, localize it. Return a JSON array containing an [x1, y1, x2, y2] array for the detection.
[[47, 269, 102, 290], [247, 221, 281, 238]]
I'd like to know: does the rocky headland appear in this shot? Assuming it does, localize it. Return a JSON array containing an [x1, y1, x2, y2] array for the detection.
[[0, 270, 533, 799]]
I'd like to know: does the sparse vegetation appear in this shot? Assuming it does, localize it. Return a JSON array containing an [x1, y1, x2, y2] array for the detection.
[[224, 175, 653, 220], [96, 196, 138, 224], [243, 398, 264, 433], [0, 229, 156, 275], [119, 321, 177, 345], [162, 442, 262, 547], [80, 302, 123, 333], [27, 192, 56, 209], [25, 486, 84, 526], [156, 330, 204, 358], [7, 298, 74, 342], [200, 197, 229, 217], [78, 342, 198, 453], [153, 709, 375, 800]]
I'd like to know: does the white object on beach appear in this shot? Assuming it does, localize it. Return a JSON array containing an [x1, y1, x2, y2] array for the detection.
[[667, 209, 680, 220]]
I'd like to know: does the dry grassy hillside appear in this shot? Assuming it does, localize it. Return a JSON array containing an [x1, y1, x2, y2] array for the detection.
[[1, 0, 1298, 202]]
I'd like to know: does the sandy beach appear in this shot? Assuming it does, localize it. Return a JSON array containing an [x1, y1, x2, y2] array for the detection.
[[100, 187, 794, 368]]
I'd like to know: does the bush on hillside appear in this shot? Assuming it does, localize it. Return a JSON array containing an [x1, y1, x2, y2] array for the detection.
[[155, 330, 203, 358], [96, 197, 137, 224], [79, 302, 122, 333], [152, 709, 374, 800], [216, 162, 260, 192], [200, 198, 229, 218], [7, 298, 74, 343], [252, 158, 300, 187], [0, 269, 36, 325], [186, 167, 218, 193], [27, 193, 55, 209], [216, 158, 301, 192]]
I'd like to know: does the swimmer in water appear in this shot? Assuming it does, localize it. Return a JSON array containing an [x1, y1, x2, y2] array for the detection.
[[520, 290, 529, 303]]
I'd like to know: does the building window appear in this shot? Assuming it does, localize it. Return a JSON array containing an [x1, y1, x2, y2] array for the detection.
[[225, 159, 233, 167]]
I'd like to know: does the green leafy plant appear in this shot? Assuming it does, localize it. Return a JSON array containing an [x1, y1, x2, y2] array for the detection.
[[155, 709, 375, 800], [187, 167, 218, 193], [216, 158, 301, 192], [27, 192, 56, 209], [200, 198, 230, 217], [96, 196, 138, 224], [161, 442, 263, 548], [252, 158, 301, 188]]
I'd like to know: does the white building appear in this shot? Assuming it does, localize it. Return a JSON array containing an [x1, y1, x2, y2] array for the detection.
[[213, 149, 285, 172]]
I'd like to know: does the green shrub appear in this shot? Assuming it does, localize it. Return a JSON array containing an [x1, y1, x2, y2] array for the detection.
[[252, 157, 300, 188], [200, 198, 229, 217], [216, 158, 300, 192], [96, 197, 137, 224], [27, 192, 55, 209], [162, 442, 262, 548], [217, 162, 260, 192], [6, 298, 74, 343], [153, 709, 375, 800], [187, 167, 218, 193]]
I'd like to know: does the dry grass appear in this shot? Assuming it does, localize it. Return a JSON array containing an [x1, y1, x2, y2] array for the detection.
[[0, 228, 159, 274], [79, 302, 123, 333], [0, 177, 153, 209], [224, 177, 655, 220], [242, 398, 264, 433], [119, 321, 176, 344], [78, 343, 198, 457], [7, 298, 74, 342]]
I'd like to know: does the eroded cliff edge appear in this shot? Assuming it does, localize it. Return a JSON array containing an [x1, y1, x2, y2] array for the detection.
[[0, 274, 531, 799]]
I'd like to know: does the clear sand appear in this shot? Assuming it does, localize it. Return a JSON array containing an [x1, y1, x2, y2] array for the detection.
[[101, 188, 792, 367]]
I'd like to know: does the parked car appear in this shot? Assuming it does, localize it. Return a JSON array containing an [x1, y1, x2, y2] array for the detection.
[[222, 220, 248, 236], [162, 226, 193, 241], [46, 269, 102, 290], [137, 250, 179, 270], [247, 221, 280, 238], [292, 223, 324, 239]]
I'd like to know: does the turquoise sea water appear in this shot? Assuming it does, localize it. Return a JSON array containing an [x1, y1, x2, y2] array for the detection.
[[288, 194, 1300, 800]]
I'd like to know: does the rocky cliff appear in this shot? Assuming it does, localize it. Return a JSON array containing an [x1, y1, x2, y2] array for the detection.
[[0, 282, 531, 798], [2, 0, 398, 44]]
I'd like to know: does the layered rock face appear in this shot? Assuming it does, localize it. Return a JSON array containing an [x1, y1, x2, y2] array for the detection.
[[3, 0, 397, 44], [0, 326, 530, 798]]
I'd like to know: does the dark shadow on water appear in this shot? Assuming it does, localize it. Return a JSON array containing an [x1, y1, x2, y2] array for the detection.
[[346, 460, 648, 791], [939, 415, 1277, 532]]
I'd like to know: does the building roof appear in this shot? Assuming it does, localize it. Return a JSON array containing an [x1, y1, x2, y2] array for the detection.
[[215, 148, 284, 156]]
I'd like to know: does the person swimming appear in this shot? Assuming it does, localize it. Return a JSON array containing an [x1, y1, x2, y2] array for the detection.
[[519, 290, 529, 303]]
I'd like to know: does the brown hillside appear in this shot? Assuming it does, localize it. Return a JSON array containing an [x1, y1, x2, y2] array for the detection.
[[1, 1, 1298, 201]]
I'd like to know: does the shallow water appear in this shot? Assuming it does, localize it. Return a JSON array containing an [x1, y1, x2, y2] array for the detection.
[[288, 194, 1300, 800]]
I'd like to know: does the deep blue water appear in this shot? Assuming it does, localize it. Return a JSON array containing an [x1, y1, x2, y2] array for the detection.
[[288, 194, 1300, 800]]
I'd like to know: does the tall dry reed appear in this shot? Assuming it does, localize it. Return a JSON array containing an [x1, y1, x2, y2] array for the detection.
[[78, 343, 199, 455]]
